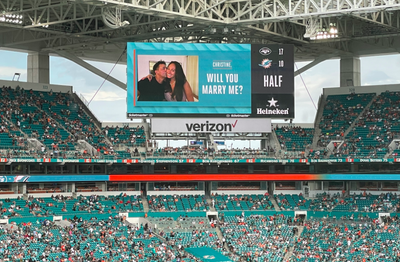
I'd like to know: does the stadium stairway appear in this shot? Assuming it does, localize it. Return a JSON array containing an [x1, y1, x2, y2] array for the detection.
[[71, 92, 102, 128], [70, 92, 114, 151], [270, 129, 281, 153], [343, 94, 377, 138], [325, 95, 377, 158], [270, 196, 281, 211], [297, 225, 305, 236], [72, 93, 128, 151], [142, 197, 150, 213], [205, 195, 216, 211], [3, 116, 26, 137], [283, 225, 304, 261], [54, 219, 71, 228], [311, 94, 327, 148], [3, 224, 18, 232], [215, 225, 230, 252], [37, 104, 75, 140]]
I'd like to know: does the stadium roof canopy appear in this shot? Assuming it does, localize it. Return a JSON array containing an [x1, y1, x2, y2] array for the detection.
[[1, 0, 400, 64]]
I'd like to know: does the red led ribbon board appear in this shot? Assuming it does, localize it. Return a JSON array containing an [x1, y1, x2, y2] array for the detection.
[[109, 174, 316, 181]]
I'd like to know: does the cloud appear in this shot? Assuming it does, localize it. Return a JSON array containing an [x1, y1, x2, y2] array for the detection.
[[292, 59, 340, 123], [0, 67, 27, 81], [50, 57, 127, 89], [362, 70, 393, 85], [361, 55, 400, 85], [80, 90, 125, 102], [86, 100, 127, 122]]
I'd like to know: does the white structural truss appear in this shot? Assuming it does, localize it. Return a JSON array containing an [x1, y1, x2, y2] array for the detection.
[[96, 0, 400, 24], [1, 0, 400, 66]]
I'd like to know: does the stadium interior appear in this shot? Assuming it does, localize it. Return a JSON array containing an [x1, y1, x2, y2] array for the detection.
[[2, 0, 400, 261], [0, 79, 398, 261]]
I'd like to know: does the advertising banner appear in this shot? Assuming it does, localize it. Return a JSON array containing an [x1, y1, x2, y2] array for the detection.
[[151, 118, 271, 133], [185, 247, 233, 262], [126, 43, 294, 118], [2, 157, 399, 164], [0, 175, 109, 183]]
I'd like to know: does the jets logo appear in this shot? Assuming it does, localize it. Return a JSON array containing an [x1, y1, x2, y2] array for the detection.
[[259, 47, 272, 55]]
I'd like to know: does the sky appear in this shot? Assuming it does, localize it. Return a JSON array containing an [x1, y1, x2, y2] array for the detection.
[[1, 49, 400, 126]]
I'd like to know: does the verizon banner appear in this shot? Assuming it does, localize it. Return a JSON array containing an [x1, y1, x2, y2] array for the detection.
[[151, 118, 271, 133]]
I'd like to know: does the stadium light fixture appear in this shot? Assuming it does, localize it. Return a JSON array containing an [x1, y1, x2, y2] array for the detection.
[[12, 73, 20, 81], [0, 13, 23, 25], [304, 19, 338, 40], [102, 6, 130, 29]]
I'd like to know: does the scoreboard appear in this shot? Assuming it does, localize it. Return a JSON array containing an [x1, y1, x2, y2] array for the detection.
[[126, 43, 294, 118], [251, 44, 294, 118]]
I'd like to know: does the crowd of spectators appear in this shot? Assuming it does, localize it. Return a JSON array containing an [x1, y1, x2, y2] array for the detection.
[[103, 125, 146, 148], [4, 85, 400, 161], [0, 215, 199, 261], [331, 91, 400, 159], [332, 192, 400, 213], [0, 194, 144, 219], [147, 146, 274, 160], [212, 193, 274, 211], [273, 192, 400, 213], [317, 93, 374, 147], [220, 213, 295, 262], [147, 195, 209, 212], [290, 216, 400, 261], [0, 86, 126, 159], [275, 126, 314, 151], [308, 192, 342, 211], [2, 190, 400, 261], [275, 193, 310, 211], [313, 91, 400, 159]]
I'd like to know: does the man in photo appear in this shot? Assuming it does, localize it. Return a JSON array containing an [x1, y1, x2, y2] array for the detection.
[[137, 60, 168, 101]]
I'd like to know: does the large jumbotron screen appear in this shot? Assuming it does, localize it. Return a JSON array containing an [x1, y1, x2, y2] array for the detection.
[[126, 43, 294, 118]]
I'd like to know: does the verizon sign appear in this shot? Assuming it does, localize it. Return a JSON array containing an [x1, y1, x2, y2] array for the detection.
[[151, 118, 271, 133]]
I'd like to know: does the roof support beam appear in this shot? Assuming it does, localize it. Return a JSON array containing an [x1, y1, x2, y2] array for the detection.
[[294, 53, 337, 76], [53, 50, 126, 90]]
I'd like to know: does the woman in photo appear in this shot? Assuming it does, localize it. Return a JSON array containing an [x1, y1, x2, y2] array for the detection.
[[164, 61, 194, 102]]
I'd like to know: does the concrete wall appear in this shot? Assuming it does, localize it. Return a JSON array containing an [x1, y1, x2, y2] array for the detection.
[[307, 190, 342, 198], [126, 217, 148, 226], [211, 190, 267, 195], [0, 194, 23, 199], [0, 79, 72, 93], [148, 190, 205, 196], [102, 122, 149, 131], [323, 83, 400, 98], [274, 189, 303, 195], [351, 190, 399, 195], [76, 191, 141, 196], [273, 123, 315, 129]]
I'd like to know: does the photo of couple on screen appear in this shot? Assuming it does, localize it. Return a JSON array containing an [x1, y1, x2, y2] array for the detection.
[[137, 56, 199, 102]]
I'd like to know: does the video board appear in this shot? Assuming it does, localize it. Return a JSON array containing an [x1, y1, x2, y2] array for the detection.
[[126, 43, 294, 118]]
